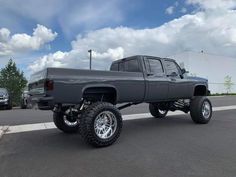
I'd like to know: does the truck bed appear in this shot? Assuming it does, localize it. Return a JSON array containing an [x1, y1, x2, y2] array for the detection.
[[29, 68, 146, 105]]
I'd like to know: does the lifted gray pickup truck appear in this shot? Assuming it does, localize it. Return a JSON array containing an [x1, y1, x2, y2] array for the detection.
[[29, 55, 212, 147]]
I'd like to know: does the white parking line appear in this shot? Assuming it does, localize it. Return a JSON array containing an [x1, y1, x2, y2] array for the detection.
[[213, 105, 236, 111], [0, 126, 9, 138], [3, 105, 236, 135], [209, 96, 225, 98]]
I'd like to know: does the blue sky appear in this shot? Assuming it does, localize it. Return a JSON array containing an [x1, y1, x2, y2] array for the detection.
[[1, 0, 190, 52], [1, 0, 236, 77]]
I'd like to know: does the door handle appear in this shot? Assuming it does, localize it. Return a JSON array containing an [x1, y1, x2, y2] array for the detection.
[[170, 78, 176, 81]]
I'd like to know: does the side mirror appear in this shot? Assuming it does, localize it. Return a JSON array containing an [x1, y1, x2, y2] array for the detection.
[[181, 68, 189, 74]]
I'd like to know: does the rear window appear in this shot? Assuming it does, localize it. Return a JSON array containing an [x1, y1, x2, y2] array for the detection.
[[110, 59, 141, 72]]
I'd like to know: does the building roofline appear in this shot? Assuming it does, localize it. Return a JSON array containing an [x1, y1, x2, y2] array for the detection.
[[168, 50, 235, 59]]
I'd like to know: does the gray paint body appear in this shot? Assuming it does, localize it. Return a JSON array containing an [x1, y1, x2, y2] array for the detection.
[[29, 55, 208, 108]]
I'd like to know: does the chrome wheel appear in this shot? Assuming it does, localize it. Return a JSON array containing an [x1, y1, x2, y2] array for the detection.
[[63, 108, 79, 127], [94, 111, 117, 139], [202, 101, 211, 119]]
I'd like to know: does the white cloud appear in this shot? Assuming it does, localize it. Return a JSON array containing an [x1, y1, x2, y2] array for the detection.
[[165, 1, 180, 15], [58, 0, 123, 37], [29, 7, 236, 73], [0, 0, 65, 24], [93, 47, 124, 60], [0, 0, 124, 38], [174, 1, 179, 7], [181, 7, 187, 13], [0, 28, 10, 42], [27, 0, 236, 73], [28, 51, 68, 72], [28, 47, 124, 72], [186, 0, 236, 10], [0, 24, 57, 56], [165, 6, 175, 15]]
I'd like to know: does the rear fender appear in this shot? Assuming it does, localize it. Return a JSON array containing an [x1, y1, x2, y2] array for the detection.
[[82, 84, 118, 104]]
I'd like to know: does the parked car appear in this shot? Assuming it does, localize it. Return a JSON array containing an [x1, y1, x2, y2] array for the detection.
[[0, 88, 12, 110], [29, 55, 212, 147]]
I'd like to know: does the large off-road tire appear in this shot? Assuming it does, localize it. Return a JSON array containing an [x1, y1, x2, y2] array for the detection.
[[80, 102, 122, 147], [53, 108, 80, 133], [149, 103, 168, 118], [190, 96, 212, 124]]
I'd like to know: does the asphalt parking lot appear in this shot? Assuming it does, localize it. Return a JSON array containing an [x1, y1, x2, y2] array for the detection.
[[0, 96, 236, 177]]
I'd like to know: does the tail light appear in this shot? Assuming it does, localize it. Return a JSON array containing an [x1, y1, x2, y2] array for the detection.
[[45, 80, 54, 91]]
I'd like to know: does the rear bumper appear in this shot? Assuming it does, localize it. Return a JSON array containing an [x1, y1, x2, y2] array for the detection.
[[31, 96, 54, 110]]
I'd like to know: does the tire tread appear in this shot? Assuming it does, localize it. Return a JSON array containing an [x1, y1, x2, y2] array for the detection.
[[80, 102, 122, 147], [53, 112, 79, 133], [190, 96, 212, 124]]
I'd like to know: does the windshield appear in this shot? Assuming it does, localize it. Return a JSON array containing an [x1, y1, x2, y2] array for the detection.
[[0, 88, 7, 92], [0, 88, 7, 93]]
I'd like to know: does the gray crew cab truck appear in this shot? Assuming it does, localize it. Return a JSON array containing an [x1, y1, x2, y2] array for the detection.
[[29, 55, 212, 147]]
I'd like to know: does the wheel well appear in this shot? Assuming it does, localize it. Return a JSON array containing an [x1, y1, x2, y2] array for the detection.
[[194, 85, 207, 96], [83, 87, 117, 104]]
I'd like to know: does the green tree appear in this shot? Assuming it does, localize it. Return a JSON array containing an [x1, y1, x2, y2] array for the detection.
[[0, 59, 27, 106], [224, 75, 234, 94]]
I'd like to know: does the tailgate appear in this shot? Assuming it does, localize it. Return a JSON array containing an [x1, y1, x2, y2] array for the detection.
[[28, 68, 55, 110], [28, 69, 47, 95]]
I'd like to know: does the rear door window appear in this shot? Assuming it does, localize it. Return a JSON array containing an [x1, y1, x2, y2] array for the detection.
[[125, 59, 140, 72], [111, 58, 141, 72]]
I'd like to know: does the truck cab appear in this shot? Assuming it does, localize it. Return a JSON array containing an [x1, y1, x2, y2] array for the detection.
[[110, 55, 206, 102]]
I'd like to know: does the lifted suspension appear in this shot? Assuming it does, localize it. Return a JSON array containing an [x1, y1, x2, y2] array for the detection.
[[171, 99, 190, 113], [117, 102, 141, 110]]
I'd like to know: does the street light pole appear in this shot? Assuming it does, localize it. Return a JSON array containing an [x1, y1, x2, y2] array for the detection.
[[88, 49, 92, 70]]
